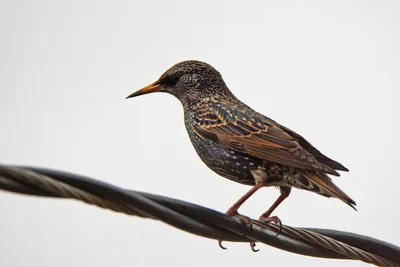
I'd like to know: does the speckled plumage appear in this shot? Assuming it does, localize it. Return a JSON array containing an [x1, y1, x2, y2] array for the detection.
[[127, 60, 356, 222]]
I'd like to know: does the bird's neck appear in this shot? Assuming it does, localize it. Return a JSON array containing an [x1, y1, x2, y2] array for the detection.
[[184, 95, 237, 112], [181, 86, 238, 111]]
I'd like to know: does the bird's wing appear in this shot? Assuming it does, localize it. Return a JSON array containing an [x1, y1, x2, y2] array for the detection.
[[276, 124, 349, 172], [193, 100, 340, 176]]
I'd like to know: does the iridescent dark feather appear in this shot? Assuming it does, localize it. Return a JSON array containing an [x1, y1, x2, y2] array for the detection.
[[277, 124, 349, 172], [193, 98, 341, 175], [127, 60, 356, 217], [190, 97, 356, 206]]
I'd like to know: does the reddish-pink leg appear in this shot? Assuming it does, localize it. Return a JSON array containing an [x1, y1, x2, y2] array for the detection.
[[219, 183, 264, 252], [259, 186, 291, 220], [226, 183, 264, 217], [259, 187, 291, 236]]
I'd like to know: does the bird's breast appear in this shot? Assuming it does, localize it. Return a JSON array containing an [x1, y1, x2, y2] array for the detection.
[[184, 116, 266, 185]]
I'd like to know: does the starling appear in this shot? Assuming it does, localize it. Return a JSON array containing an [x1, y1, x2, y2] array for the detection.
[[126, 60, 356, 249]]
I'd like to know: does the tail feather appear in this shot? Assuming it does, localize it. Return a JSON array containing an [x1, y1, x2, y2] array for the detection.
[[300, 171, 357, 210]]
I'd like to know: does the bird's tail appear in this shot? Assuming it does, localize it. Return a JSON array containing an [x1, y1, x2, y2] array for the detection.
[[299, 171, 357, 210]]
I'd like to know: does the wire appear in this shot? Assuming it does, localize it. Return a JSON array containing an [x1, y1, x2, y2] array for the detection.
[[0, 164, 399, 266]]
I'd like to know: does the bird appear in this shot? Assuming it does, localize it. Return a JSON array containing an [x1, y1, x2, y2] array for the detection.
[[126, 60, 356, 250]]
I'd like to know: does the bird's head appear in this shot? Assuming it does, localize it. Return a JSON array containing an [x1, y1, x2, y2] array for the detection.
[[126, 60, 235, 107]]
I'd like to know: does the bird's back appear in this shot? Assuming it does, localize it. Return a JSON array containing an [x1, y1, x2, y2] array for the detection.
[[183, 97, 356, 208]]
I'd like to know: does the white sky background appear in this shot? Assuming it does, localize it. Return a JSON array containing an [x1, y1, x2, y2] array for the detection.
[[0, 1, 399, 266]]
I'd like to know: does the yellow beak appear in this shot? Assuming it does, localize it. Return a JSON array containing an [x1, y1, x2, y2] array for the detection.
[[126, 81, 162, 99]]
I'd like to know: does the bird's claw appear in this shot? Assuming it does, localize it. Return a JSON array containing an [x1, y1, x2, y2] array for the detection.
[[218, 240, 259, 252], [218, 240, 227, 249], [218, 211, 257, 251], [250, 241, 259, 252], [233, 214, 260, 251], [232, 213, 252, 225], [259, 215, 283, 237], [231, 213, 253, 235]]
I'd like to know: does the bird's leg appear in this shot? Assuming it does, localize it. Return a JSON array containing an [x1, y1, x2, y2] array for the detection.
[[218, 183, 263, 251], [258, 186, 291, 235], [219, 170, 267, 251], [225, 183, 264, 221], [259, 186, 291, 219]]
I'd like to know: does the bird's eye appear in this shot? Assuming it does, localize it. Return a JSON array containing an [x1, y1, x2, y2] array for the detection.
[[160, 75, 180, 86]]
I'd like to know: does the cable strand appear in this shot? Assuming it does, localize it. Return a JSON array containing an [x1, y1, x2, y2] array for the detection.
[[0, 164, 398, 267]]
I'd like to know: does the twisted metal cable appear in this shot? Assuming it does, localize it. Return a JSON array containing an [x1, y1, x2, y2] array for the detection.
[[0, 164, 399, 266], [0, 165, 149, 218], [254, 221, 393, 266]]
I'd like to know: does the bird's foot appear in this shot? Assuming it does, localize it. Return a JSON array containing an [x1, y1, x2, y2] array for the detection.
[[258, 215, 283, 237], [229, 211, 252, 224], [218, 211, 259, 252]]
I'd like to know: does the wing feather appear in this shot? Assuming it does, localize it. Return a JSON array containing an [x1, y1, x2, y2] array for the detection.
[[193, 100, 341, 176]]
